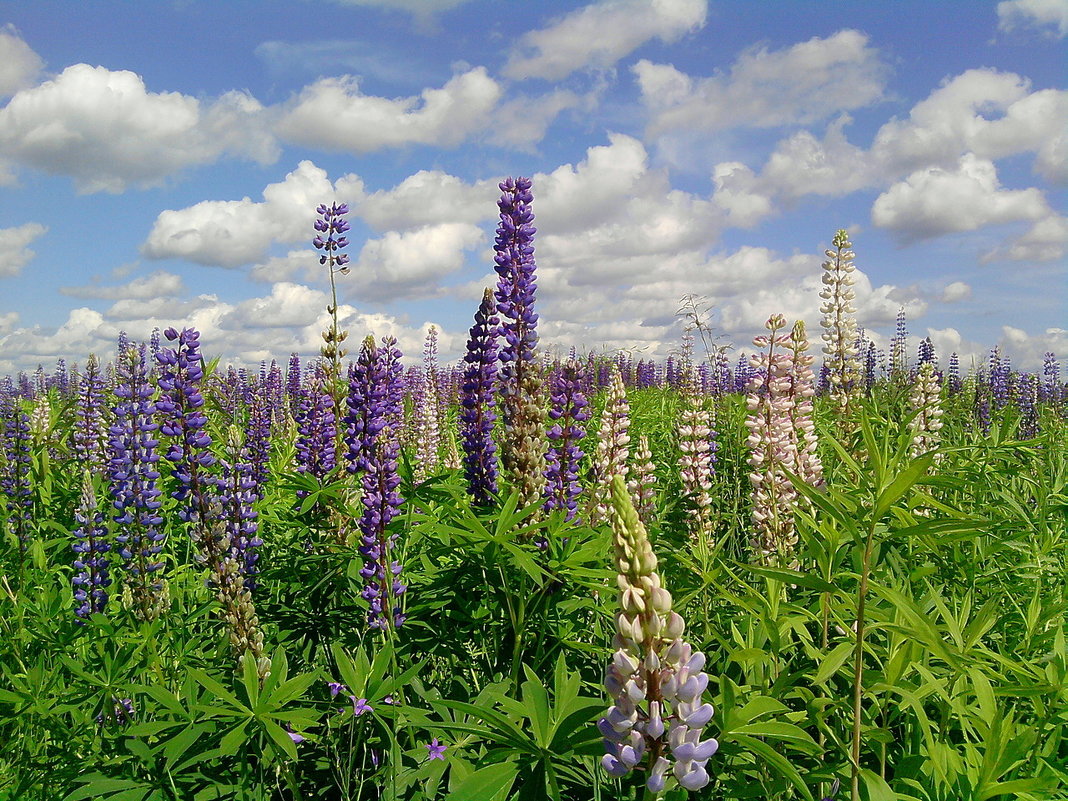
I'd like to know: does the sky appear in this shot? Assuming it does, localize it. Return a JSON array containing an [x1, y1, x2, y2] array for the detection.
[[0, 0, 1065, 375]]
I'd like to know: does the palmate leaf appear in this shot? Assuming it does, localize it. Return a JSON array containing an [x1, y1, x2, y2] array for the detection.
[[444, 761, 519, 801]]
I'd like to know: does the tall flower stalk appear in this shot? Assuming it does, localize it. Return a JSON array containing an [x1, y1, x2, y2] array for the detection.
[[677, 366, 715, 546], [588, 365, 631, 526], [786, 321, 823, 489], [314, 202, 351, 403], [820, 230, 860, 415], [909, 362, 944, 462], [71, 473, 111, 620], [493, 177, 547, 511], [598, 475, 717, 793], [744, 315, 797, 565], [460, 289, 500, 506], [543, 358, 590, 522], [109, 343, 166, 621]]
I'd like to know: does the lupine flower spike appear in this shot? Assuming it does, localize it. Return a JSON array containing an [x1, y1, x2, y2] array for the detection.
[[598, 475, 717, 793]]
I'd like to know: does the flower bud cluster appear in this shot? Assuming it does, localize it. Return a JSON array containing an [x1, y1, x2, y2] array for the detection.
[[745, 315, 799, 564], [588, 366, 631, 526], [820, 230, 860, 412], [598, 475, 717, 793], [909, 362, 944, 463], [459, 289, 500, 506], [543, 358, 590, 522]]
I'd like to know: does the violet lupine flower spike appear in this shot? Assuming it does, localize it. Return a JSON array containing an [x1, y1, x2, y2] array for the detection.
[[355, 336, 407, 630], [493, 177, 548, 512], [313, 201, 351, 428], [294, 363, 338, 496], [71, 472, 111, 621], [73, 354, 109, 474], [543, 358, 590, 522], [599, 475, 717, 793], [460, 288, 500, 506], [109, 343, 167, 621], [0, 385, 34, 553]]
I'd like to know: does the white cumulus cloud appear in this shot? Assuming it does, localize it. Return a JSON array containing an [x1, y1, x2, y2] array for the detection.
[[352, 223, 484, 300], [275, 68, 501, 154], [634, 29, 887, 136], [997, 0, 1068, 38], [0, 64, 277, 193], [0, 222, 47, 278], [142, 161, 357, 267], [871, 154, 1052, 240], [59, 270, 185, 300], [504, 0, 707, 80], [0, 24, 43, 97]]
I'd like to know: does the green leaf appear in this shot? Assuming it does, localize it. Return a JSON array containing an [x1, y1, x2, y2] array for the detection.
[[859, 768, 896, 801], [730, 734, 814, 801], [262, 718, 299, 761], [874, 454, 934, 520], [445, 762, 518, 801], [739, 564, 838, 594], [814, 642, 855, 685]]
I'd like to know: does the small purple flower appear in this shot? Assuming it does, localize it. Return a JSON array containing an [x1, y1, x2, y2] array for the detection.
[[328, 682, 348, 698], [286, 728, 306, 744], [425, 738, 447, 760], [351, 697, 373, 717]]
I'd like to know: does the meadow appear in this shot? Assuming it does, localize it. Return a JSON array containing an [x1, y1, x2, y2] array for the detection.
[[0, 183, 1065, 801]]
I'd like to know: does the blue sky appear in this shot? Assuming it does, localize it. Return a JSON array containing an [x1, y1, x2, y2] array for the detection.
[[0, 0, 1064, 374]]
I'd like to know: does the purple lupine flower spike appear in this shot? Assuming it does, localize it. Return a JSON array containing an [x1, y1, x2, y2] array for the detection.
[[71, 473, 111, 620], [460, 288, 500, 506], [354, 336, 407, 630], [109, 343, 166, 620], [543, 358, 589, 521], [1, 381, 34, 552]]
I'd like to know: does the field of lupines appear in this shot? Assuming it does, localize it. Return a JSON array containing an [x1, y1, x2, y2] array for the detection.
[[1, 179, 1066, 801]]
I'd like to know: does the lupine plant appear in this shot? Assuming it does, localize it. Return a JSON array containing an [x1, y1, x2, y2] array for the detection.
[[459, 288, 500, 506]]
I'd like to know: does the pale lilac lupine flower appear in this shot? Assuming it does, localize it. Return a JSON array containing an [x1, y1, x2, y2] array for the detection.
[[745, 315, 798, 565], [598, 476, 717, 793], [820, 230, 860, 413], [909, 362, 944, 463], [677, 366, 715, 545], [587, 365, 631, 526]]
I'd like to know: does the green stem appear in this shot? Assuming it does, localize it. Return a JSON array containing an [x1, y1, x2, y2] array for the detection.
[[851, 519, 877, 801]]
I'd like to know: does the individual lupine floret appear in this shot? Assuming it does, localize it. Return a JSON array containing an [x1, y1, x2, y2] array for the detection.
[[598, 475, 718, 793], [628, 434, 658, 528], [493, 177, 547, 511], [0, 384, 34, 552], [73, 354, 109, 473], [909, 362, 944, 463], [355, 336, 407, 630], [109, 343, 167, 621], [786, 321, 823, 489], [459, 289, 500, 506], [676, 366, 715, 545], [543, 358, 590, 522], [820, 230, 860, 414], [744, 315, 798, 565], [71, 472, 111, 620], [587, 365, 631, 526]]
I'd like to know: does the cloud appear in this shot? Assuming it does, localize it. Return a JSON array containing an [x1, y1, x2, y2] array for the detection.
[[59, 270, 185, 300], [983, 214, 1068, 262], [0, 222, 47, 277], [274, 67, 501, 154], [0, 64, 278, 193], [997, 0, 1068, 38], [504, 0, 707, 81], [356, 169, 496, 231], [871, 153, 1052, 240], [351, 222, 484, 300], [493, 89, 584, 150], [941, 281, 973, 302], [870, 69, 1068, 183], [634, 29, 887, 136], [0, 24, 43, 97], [141, 161, 357, 267], [999, 325, 1068, 370]]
